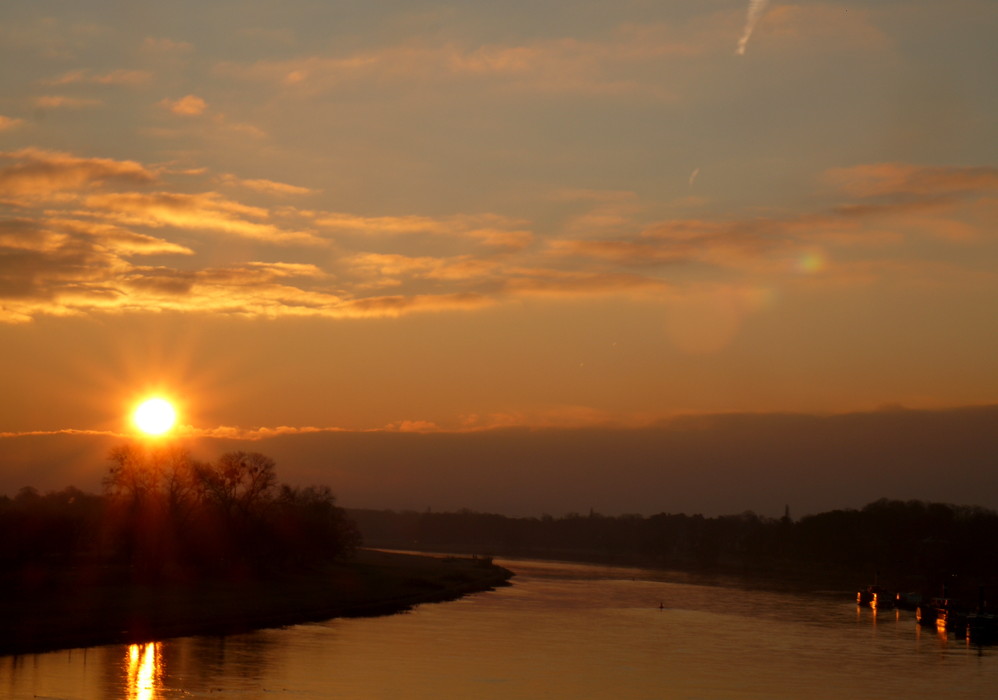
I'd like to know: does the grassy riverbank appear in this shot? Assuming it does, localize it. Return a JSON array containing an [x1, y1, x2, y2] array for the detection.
[[0, 549, 512, 657]]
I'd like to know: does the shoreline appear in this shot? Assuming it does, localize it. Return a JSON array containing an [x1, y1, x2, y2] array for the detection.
[[0, 549, 513, 657], [376, 544, 888, 598]]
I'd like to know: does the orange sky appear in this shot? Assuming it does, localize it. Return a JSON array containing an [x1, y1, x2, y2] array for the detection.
[[1, 1, 996, 512]]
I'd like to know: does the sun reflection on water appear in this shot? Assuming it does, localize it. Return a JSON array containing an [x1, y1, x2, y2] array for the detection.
[[126, 642, 161, 700]]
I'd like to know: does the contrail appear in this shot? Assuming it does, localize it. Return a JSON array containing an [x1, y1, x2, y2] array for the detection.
[[736, 0, 771, 56]]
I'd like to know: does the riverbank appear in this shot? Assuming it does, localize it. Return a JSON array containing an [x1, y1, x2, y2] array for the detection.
[[372, 544, 893, 598], [0, 549, 513, 657]]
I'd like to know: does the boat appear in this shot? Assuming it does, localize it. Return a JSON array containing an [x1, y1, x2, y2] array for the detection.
[[857, 585, 895, 609], [894, 591, 922, 610]]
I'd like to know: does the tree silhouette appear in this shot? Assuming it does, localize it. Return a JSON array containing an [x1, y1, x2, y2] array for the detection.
[[97, 445, 357, 579], [195, 451, 277, 519]]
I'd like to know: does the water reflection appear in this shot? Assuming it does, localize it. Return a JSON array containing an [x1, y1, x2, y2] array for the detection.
[[7, 558, 998, 699], [125, 642, 161, 700]]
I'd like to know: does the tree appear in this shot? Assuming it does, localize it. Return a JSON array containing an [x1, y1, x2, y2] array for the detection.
[[194, 452, 277, 518]]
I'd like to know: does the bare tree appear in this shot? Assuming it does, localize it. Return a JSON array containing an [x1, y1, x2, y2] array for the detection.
[[195, 452, 277, 518]]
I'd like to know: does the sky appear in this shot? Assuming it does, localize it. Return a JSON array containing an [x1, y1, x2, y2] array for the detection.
[[1, 1, 996, 515]]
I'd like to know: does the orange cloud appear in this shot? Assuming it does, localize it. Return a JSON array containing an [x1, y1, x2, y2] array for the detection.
[[0, 240, 340, 323], [461, 405, 618, 430], [337, 292, 495, 318], [385, 420, 442, 433], [220, 174, 315, 196], [34, 96, 103, 109], [4, 146, 991, 327], [215, 22, 710, 99], [504, 268, 667, 298], [0, 116, 24, 131], [0, 428, 123, 438], [0, 148, 157, 197], [316, 211, 532, 249], [44, 217, 194, 256], [0, 213, 196, 318], [548, 238, 692, 265], [0, 218, 67, 253], [84, 191, 322, 244], [548, 215, 789, 273], [181, 425, 334, 440], [346, 253, 501, 287], [825, 163, 998, 198], [755, 4, 890, 52], [160, 94, 207, 116], [549, 161, 998, 278], [43, 68, 152, 86]]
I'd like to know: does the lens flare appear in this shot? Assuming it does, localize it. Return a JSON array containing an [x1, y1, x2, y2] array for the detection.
[[796, 251, 827, 274]]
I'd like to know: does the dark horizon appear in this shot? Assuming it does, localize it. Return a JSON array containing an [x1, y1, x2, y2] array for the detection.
[[4, 404, 996, 520]]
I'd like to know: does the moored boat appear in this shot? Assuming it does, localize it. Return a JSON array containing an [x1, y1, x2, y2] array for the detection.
[[857, 585, 895, 609]]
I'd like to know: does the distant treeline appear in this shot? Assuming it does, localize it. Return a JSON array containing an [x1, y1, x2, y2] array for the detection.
[[349, 500, 998, 590], [1, 445, 359, 581]]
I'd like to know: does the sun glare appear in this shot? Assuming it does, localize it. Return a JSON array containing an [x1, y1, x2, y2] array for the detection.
[[133, 398, 177, 436]]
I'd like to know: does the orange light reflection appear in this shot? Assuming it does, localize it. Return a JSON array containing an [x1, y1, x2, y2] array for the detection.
[[126, 642, 161, 700]]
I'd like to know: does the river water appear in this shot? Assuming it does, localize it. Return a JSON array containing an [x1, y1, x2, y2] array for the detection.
[[4, 557, 996, 699]]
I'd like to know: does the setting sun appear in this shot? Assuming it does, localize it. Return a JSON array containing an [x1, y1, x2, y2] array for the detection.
[[133, 398, 177, 436]]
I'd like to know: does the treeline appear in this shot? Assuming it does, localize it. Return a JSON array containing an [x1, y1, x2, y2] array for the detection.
[[1, 445, 359, 581], [349, 499, 998, 588]]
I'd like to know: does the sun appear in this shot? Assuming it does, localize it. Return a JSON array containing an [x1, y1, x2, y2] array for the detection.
[[133, 397, 177, 436]]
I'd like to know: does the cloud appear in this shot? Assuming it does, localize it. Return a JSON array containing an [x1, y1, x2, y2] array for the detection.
[[243, 261, 325, 278], [548, 216, 789, 272], [461, 405, 617, 431], [0, 219, 65, 253], [0, 428, 122, 438], [215, 119, 267, 139], [0, 116, 24, 131], [84, 191, 323, 245], [342, 251, 670, 303], [336, 292, 495, 318], [548, 238, 695, 266], [0, 148, 532, 322], [0, 148, 157, 197], [5, 406, 998, 516], [220, 174, 315, 196], [467, 229, 534, 250], [825, 163, 998, 198], [182, 425, 333, 440], [504, 268, 668, 298], [0, 224, 338, 323], [0, 214, 196, 315], [3, 145, 990, 325], [215, 23, 711, 100], [384, 420, 443, 433], [547, 160, 998, 286], [0, 210, 501, 322], [33, 95, 103, 109], [43, 68, 152, 86], [736, 0, 771, 56], [43, 217, 195, 256], [346, 252, 501, 287], [160, 94, 207, 116], [755, 4, 890, 52], [316, 211, 533, 249]]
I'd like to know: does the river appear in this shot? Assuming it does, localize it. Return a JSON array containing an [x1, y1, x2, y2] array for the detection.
[[3, 557, 995, 699]]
